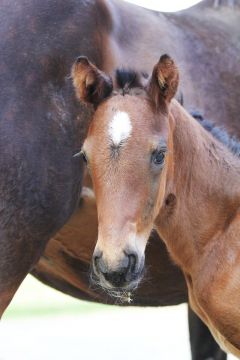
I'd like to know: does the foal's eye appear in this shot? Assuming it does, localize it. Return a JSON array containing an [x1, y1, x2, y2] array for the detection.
[[151, 149, 166, 166]]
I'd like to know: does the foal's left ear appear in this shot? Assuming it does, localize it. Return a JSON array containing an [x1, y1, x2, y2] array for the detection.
[[71, 56, 113, 107], [148, 54, 179, 109]]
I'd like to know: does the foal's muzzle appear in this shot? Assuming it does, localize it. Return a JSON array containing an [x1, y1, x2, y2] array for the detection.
[[91, 251, 144, 290]]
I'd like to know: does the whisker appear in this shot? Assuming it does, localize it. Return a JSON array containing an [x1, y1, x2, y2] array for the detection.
[[88, 272, 136, 304]]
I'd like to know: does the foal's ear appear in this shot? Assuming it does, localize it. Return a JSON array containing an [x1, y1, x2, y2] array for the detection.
[[71, 56, 113, 107], [148, 54, 179, 109]]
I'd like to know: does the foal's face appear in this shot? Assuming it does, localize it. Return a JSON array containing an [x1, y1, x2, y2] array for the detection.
[[83, 95, 169, 290], [72, 54, 179, 293]]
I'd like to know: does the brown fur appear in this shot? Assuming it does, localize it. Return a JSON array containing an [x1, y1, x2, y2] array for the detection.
[[148, 54, 179, 108], [2, 0, 239, 315], [71, 55, 240, 356], [72, 57, 113, 107], [0, 3, 237, 358]]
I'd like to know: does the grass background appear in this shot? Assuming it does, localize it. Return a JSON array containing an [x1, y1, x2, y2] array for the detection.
[[4, 275, 106, 319]]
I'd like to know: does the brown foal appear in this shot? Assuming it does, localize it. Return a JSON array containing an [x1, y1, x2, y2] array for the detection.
[[72, 55, 240, 356]]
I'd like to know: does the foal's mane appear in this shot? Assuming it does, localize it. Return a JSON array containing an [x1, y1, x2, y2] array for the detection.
[[191, 111, 240, 158]]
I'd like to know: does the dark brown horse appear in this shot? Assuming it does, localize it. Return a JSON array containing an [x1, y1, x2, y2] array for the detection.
[[0, 0, 239, 358], [71, 53, 240, 356]]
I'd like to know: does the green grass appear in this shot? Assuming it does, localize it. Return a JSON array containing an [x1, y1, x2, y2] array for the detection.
[[4, 275, 108, 319]]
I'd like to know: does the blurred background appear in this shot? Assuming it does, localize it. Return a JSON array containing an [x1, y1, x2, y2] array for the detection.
[[1, 275, 190, 360], [1, 275, 237, 359], [0, 1, 237, 359]]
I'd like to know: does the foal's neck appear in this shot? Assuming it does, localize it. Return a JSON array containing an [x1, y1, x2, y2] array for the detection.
[[156, 100, 240, 273]]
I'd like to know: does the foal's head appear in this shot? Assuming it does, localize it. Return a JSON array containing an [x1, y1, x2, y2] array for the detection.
[[72, 55, 179, 293]]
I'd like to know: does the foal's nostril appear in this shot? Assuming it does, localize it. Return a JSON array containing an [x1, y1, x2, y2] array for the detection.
[[127, 253, 137, 273], [93, 251, 103, 275], [93, 256, 100, 274]]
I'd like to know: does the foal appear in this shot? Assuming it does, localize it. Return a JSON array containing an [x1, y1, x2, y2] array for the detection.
[[72, 55, 240, 356]]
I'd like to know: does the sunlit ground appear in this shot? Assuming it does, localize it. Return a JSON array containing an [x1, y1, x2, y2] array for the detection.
[[2, 276, 191, 360], [1, 1, 238, 359], [1, 276, 237, 360]]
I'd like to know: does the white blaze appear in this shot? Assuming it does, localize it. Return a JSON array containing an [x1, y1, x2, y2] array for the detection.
[[108, 111, 132, 146]]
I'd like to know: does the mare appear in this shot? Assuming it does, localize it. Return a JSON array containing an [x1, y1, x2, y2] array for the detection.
[[71, 54, 240, 356], [1, 0, 240, 358]]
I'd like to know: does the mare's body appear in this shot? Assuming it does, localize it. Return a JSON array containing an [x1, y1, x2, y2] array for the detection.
[[22, 0, 240, 307]]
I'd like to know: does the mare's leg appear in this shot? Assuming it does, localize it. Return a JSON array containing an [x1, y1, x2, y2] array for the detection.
[[0, 164, 82, 318], [0, 287, 20, 318], [0, 231, 47, 318], [188, 305, 227, 360], [0, 233, 31, 317]]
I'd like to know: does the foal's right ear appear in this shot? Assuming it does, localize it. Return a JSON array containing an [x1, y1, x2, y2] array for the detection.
[[71, 56, 113, 107], [148, 54, 179, 109]]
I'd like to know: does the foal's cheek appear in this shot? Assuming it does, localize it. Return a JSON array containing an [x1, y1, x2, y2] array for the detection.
[[141, 197, 155, 225], [151, 167, 164, 198], [137, 179, 159, 231]]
